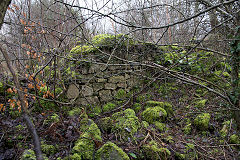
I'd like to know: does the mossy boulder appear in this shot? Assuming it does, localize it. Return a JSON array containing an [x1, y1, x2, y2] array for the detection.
[[96, 142, 130, 160], [183, 123, 192, 134], [142, 106, 167, 124], [41, 142, 58, 156], [194, 113, 210, 131], [21, 149, 48, 160], [154, 122, 166, 132], [142, 140, 171, 160], [68, 107, 82, 117], [145, 101, 173, 115], [72, 120, 102, 160], [102, 103, 116, 113], [220, 120, 230, 138], [98, 117, 113, 132], [111, 109, 141, 141], [229, 134, 240, 144]]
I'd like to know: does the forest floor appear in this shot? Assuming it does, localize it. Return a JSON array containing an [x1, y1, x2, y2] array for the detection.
[[0, 78, 240, 160]]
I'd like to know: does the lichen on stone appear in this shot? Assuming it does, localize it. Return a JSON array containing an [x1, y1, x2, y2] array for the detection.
[[142, 140, 171, 160], [142, 106, 167, 124], [96, 142, 130, 160], [193, 113, 210, 131]]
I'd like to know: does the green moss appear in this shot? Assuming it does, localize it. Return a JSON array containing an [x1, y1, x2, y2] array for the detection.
[[102, 103, 116, 112], [183, 123, 192, 134], [220, 120, 230, 138], [175, 152, 186, 160], [115, 89, 127, 99], [132, 103, 142, 113], [16, 124, 24, 131], [73, 121, 102, 160], [229, 134, 240, 144], [111, 109, 141, 141], [68, 107, 82, 117], [69, 153, 82, 160], [142, 121, 149, 129], [145, 101, 173, 115], [55, 88, 63, 95], [96, 142, 130, 160], [145, 101, 165, 108], [41, 143, 58, 155], [21, 149, 48, 160], [195, 99, 207, 108], [154, 122, 166, 132], [142, 106, 167, 124], [98, 117, 112, 132], [43, 113, 60, 125], [70, 45, 96, 56], [142, 140, 171, 160], [194, 113, 210, 131]]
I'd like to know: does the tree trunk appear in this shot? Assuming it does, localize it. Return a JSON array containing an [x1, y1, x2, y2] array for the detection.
[[0, 0, 11, 28]]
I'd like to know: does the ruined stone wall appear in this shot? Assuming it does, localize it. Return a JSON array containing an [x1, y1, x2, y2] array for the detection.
[[66, 62, 143, 106]]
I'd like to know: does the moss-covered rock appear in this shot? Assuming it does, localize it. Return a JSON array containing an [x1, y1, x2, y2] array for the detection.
[[145, 101, 173, 115], [195, 99, 207, 108], [96, 142, 130, 160], [102, 103, 116, 113], [194, 113, 210, 131], [229, 134, 240, 144], [142, 106, 167, 124], [98, 117, 113, 132], [115, 89, 127, 100], [72, 120, 102, 160], [43, 113, 60, 125], [68, 107, 82, 117], [111, 109, 141, 141], [154, 122, 166, 132], [220, 120, 230, 138], [41, 142, 58, 156], [132, 103, 142, 113], [183, 123, 192, 134], [142, 140, 171, 160], [70, 153, 82, 160], [21, 149, 48, 160]]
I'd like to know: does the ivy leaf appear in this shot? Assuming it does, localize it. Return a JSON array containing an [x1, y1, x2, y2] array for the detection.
[[129, 152, 137, 158]]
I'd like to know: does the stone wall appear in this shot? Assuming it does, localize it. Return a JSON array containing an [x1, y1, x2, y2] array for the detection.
[[66, 35, 162, 106], [66, 62, 142, 106]]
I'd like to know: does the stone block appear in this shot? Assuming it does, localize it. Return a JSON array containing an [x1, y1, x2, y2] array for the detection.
[[97, 78, 107, 83], [99, 90, 112, 102], [82, 85, 94, 96], [93, 83, 104, 92], [117, 82, 127, 88], [109, 76, 125, 83], [105, 83, 117, 90], [67, 84, 79, 99], [77, 96, 100, 105]]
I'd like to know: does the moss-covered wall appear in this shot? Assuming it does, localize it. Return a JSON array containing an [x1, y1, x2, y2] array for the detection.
[[66, 34, 159, 105]]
